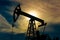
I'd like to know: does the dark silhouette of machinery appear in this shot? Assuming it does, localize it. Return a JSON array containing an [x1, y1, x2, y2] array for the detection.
[[13, 4, 47, 40]]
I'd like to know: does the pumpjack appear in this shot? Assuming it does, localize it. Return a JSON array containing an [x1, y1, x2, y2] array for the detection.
[[12, 4, 47, 40]]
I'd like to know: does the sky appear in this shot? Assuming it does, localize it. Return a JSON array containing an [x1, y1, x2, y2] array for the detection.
[[0, 0, 60, 38]]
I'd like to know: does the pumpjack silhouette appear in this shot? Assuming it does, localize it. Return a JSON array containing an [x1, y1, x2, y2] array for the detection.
[[12, 4, 49, 40]]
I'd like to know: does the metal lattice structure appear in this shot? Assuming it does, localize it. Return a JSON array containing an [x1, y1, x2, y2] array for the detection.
[[26, 19, 37, 40]]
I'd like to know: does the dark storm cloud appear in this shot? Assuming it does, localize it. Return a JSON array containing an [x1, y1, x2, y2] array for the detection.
[[0, 0, 19, 24], [0, 11, 13, 24], [47, 23, 60, 33], [44, 23, 60, 37], [0, 0, 18, 6], [0, 0, 13, 6]]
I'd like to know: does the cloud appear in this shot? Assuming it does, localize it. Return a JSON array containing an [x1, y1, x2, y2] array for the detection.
[[0, 15, 12, 32], [0, 0, 19, 32], [17, 0, 60, 23], [44, 23, 60, 37], [45, 23, 60, 32], [0, 0, 19, 24], [0, 0, 60, 34]]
